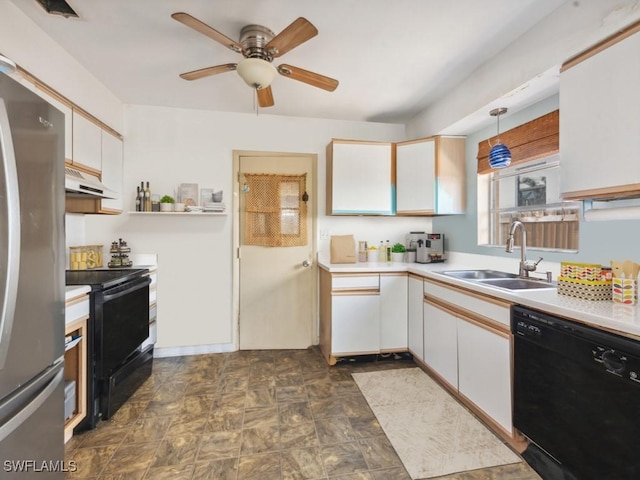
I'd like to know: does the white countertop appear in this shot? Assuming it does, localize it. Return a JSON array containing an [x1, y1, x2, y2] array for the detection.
[[319, 258, 640, 340]]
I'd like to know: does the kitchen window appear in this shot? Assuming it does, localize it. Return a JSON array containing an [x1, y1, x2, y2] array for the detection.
[[482, 155, 580, 251]]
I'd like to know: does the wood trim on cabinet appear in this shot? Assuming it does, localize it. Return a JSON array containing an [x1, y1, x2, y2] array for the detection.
[[424, 296, 511, 337], [64, 317, 87, 442], [15, 65, 123, 140], [561, 19, 640, 72], [561, 183, 640, 201], [423, 278, 512, 308], [331, 289, 380, 296], [477, 110, 559, 174], [395, 210, 436, 216], [319, 269, 333, 365], [408, 273, 426, 281]]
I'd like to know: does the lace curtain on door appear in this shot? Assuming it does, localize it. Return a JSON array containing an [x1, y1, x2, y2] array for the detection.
[[243, 173, 308, 247]]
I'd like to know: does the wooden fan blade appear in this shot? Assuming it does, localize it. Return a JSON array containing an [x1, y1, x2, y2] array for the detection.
[[266, 17, 318, 58], [257, 86, 275, 107], [179, 64, 237, 81], [277, 64, 339, 91], [172, 12, 243, 54]]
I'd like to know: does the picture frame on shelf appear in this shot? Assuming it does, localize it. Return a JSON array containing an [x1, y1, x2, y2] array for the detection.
[[200, 188, 214, 207], [178, 183, 198, 207]]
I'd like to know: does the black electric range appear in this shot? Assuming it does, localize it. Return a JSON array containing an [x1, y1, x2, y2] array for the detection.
[[66, 268, 152, 429]]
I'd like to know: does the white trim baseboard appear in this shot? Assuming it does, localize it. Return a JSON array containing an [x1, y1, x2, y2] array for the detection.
[[153, 343, 236, 358]]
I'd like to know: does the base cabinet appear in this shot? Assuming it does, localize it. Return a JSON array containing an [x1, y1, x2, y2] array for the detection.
[[320, 270, 409, 364], [380, 273, 408, 351], [407, 275, 424, 360], [422, 278, 515, 442], [457, 318, 512, 434], [332, 294, 381, 354], [423, 300, 458, 389], [64, 294, 89, 443]]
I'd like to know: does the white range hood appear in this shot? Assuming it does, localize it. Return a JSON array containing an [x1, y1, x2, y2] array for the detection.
[[65, 166, 115, 199]]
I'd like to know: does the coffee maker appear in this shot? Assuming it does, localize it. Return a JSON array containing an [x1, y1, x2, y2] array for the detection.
[[406, 232, 445, 263]]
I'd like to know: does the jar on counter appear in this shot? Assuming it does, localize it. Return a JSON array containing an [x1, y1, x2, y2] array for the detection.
[[69, 246, 86, 270]]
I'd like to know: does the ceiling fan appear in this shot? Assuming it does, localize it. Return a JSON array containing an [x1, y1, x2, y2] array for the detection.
[[171, 12, 339, 107]]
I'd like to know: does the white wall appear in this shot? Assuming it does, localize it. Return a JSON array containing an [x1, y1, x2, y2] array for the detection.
[[407, 0, 640, 138], [84, 105, 424, 351], [0, 1, 123, 130]]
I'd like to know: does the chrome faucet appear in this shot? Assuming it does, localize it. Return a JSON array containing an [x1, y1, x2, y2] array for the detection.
[[506, 220, 542, 278]]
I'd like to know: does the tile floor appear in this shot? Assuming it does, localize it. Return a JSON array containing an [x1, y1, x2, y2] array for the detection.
[[65, 348, 541, 479]]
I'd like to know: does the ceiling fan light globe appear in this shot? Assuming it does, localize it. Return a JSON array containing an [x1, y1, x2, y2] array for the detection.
[[236, 58, 276, 89]]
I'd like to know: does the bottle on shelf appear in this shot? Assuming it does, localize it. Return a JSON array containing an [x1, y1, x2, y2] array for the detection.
[[140, 181, 146, 211], [385, 240, 391, 262], [144, 182, 152, 212], [135, 186, 141, 212]]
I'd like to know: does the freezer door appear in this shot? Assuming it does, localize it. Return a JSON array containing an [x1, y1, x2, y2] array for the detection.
[[0, 75, 65, 401], [0, 364, 65, 479]]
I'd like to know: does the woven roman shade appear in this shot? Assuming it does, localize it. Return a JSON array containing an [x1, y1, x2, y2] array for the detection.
[[477, 110, 559, 174]]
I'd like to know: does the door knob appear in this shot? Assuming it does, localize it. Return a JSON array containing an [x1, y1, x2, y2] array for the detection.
[[302, 260, 311, 268]]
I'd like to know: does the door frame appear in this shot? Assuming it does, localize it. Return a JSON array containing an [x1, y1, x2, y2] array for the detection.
[[232, 150, 319, 350]]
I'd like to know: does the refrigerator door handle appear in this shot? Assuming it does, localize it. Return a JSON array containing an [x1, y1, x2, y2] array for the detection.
[[0, 98, 20, 371], [0, 367, 62, 443]]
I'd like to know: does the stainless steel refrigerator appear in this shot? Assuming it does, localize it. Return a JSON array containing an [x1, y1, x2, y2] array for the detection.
[[0, 71, 65, 477]]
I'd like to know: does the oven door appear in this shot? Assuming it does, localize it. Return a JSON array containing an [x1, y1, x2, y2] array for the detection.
[[95, 276, 150, 379]]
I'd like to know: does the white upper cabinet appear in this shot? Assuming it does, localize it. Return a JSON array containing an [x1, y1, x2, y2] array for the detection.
[[560, 28, 640, 199], [72, 110, 102, 173], [326, 140, 394, 215], [99, 131, 123, 213], [396, 136, 466, 215]]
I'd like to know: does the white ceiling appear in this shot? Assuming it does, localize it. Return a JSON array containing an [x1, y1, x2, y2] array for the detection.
[[10, 0, 566, 124]]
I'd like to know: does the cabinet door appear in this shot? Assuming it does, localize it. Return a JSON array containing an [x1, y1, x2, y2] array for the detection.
[[407, 275, 424, 360], [328, 141, 394, 215], [332, 294, 380, 354], [72, 111, 102, 172], [396, 139, 435, 213], [380, 274, 408, 351], [560, 31, 640, 197], [457, 318, 512, 434], [99, 131, 123, 212], [423, 300, 458, 389]]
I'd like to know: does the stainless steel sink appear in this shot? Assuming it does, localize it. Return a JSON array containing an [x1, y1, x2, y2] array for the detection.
[[439, 269, 519, 280], [476, 278, 556, 290]]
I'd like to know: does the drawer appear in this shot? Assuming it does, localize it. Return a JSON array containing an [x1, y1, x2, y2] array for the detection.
[[332, 273, 379, 292], [65, 295, 89, 325], [424, 279, 511, 327]]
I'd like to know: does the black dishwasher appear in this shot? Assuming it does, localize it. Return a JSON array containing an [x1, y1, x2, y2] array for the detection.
[[512, 305, 640, 480]]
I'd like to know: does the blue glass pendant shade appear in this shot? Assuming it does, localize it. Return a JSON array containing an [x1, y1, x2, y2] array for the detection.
[[489, 143, 512, 168]]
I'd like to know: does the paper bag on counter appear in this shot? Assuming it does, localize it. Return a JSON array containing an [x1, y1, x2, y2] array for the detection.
[[330, 235, 356, 264]]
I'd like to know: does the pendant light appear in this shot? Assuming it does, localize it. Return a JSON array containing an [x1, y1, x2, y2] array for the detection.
[[488, 107, 511, 169]]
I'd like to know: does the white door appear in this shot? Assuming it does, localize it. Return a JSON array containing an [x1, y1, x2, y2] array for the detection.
[[237, 153, 316, 349]]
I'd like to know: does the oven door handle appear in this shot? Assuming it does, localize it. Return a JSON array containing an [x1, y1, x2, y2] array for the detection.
[[102, 277, 150, 302]]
